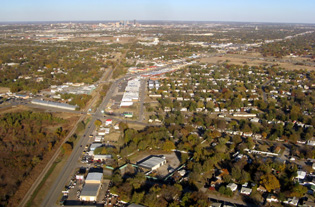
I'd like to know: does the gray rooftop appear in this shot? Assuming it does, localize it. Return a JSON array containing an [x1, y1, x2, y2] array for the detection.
[[31, 99, 77, 110], [138, 156, 166, 169], [80, 183, 100, 197], [86, 172, 103, 182]]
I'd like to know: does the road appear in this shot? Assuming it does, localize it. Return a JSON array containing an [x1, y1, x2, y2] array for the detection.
[[18, 68, 114, 207], [262, 80, 271, 103], [40, 67, 116, 207], [138, 79, 146, 122], [18, 55, 188, 206]]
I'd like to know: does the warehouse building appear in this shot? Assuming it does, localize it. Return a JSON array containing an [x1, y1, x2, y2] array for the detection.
[[80, 172, 103, 201], [137, 155, 166, 171], [31, 99, 77, 110], [120, 78, 140, 107]]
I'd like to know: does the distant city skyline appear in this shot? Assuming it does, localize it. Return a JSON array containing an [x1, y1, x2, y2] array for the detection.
[[1, 0, 315, 24]]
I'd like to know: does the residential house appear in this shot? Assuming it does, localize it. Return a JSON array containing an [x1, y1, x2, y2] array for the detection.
[[240, 187, 252, 195]]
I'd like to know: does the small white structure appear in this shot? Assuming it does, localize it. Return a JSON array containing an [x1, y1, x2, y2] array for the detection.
[[227, 183, 237, 192], [90, 143, 102, 151], [105, 119, 112, 126], [307, 140, 315, 146], [250, 118, 260, 123], [240, 187, 252, 195], [283, 197, 299, 206], [94, 154, 112, 161], [210, 203, 222, 207], [296, 170, 306, 180], [94, 136, 103, 142], [266, 194, 279, 203], [180, 108, 187, 112]]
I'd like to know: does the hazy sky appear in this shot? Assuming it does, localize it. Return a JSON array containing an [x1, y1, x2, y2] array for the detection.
[[1, 0, 315, 23]]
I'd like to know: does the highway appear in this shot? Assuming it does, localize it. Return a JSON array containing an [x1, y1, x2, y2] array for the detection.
[[15, 57, 186, 207], [18, 68, 114, 207], [40, 67, 116, 207]]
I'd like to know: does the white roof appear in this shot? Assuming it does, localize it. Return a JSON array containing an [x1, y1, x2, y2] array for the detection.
[[90, 143, 102, 151], [86, 172, 103, 182], [297, 170, 306, 179], [227, 183, 237, 190], [138, 156, 166, 169], [241, 187, 252, 194]]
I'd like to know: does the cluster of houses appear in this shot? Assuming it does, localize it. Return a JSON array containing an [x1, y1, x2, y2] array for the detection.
[[209, 169, 315, 206], [49, 82, 96, 96]]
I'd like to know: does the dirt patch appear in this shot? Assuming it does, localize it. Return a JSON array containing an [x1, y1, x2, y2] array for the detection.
[[0, 87, 9, 93], [0, 105, 41, 114], [201, 54, 315, 71], [127, 122, 146, 131], [104, 131, 121, 142]]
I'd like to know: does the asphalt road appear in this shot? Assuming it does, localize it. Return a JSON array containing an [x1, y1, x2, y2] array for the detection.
[[262, 80, 271, 103], [18, 68, 114, 207], [40, 68, 115, 207], [21, 59, 181, 207], [138, 79, 146, 122]]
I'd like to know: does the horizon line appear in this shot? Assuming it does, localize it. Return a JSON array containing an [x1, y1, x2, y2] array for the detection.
[[0, 19, 314, 25]]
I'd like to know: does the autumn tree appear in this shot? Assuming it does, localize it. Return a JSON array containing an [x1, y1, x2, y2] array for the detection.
[[260, 174, 280, 192], [163, 140, 175, 152], [94, 119, 102, 128]]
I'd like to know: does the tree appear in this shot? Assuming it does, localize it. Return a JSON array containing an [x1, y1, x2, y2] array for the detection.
[[62, 142, 73, 155], [289, 184, 307, 197], [163, 140, 175, 152], [129, 172, 146, 189], [260, 174, 280, 192], [131, 191, 144, 204], [94, 119, 102, 128], [77, 121, 85, 132]]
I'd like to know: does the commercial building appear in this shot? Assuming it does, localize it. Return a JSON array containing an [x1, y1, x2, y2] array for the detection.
[[120, 78, 140, 107], [137, 155, 166, 171], [80, 172, 103, 202], [31, 99, 77, 111]]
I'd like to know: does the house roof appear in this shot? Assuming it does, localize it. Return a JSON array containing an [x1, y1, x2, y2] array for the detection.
[[241, 187, 252, 194], [227, 183, 237, 189]]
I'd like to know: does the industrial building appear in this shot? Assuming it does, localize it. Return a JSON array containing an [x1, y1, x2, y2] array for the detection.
[[31, 99, 77, 111], [120, 78, 140, 107], [80, 172, 103, 201], [137, 155, 166, 171]]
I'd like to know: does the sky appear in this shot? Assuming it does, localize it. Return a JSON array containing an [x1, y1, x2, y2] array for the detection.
[[1, 0, 315, 23]]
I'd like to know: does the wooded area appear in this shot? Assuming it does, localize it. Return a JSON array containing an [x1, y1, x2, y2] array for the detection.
[[0, 111, 67, 206]]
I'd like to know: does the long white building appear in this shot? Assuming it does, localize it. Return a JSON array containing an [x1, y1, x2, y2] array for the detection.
[[31, 99, 77, 110]]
